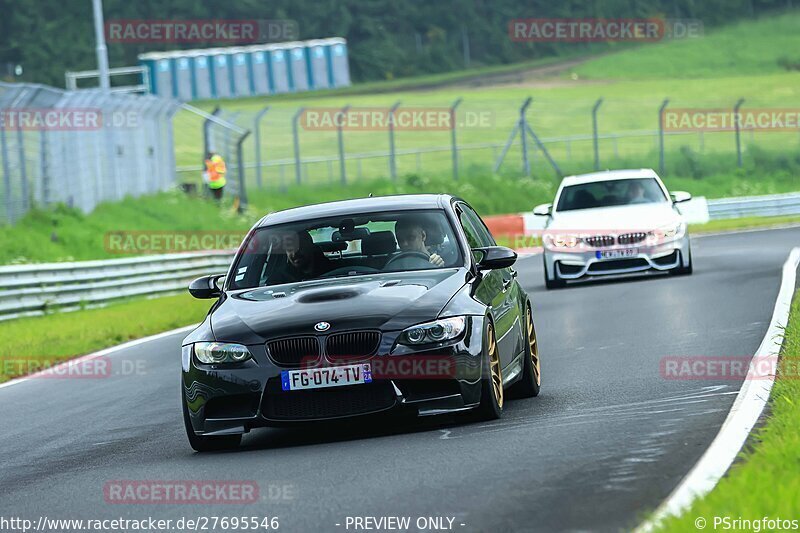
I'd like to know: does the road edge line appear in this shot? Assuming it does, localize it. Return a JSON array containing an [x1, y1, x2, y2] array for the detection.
[[0, 323, 199, 392], [635, 246, 800, 533]]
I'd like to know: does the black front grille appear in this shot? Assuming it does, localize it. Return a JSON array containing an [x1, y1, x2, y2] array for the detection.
[[267, 337, 320, 367], [618, 232, 648, 245], [589, 258, 649, 272], [326, 331, 381, 361], [582, 235, 615, 248], [262, 383, 396, 420]]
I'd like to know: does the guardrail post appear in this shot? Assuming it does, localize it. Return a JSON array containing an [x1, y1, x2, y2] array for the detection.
[[734, 98, 745, 168], [253, 106, 270, 189], [337, 105, 350, 185], [388, 101, 401, 181], [658, 99, 669, 175], [592, 98, 603, 170], [520, 97, 533, 176], [450, 97, 463, 180], [292, 107, 305, 185]]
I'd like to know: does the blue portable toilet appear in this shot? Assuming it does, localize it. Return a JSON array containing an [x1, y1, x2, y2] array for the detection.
[[143, 55, 174, 97], [328, 38, 351, 88], [175, 56, 193, 100], [192, 54, 212, 99], [251, 47, 272, 95], [230, 48, 252, 97], [212, 51, 233, 98], [306, 40, 330, 90], [287, 42, 310, 92], [268, 45, 290, 94]]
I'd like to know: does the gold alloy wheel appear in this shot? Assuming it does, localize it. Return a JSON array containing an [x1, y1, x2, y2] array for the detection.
[[526, 307, 541, 386], [487, 325, 504, 409]]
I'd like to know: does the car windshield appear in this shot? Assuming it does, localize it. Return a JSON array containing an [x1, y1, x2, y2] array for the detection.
[[556, 178, 668, 212], [229, 209, 463, 290]]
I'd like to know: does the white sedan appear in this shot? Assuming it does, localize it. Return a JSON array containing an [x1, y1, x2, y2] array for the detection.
[[534, 169, 693, 289]]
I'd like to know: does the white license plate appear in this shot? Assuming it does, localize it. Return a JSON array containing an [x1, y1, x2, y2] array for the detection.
[[281, 363, 372, 391], [596, 248, 638, 259]]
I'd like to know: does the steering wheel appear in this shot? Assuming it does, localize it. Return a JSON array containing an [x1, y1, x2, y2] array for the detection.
[[384, 251, 431, 269]]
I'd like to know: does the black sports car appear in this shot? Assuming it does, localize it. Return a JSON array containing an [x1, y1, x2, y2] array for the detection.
[[182, 194, 541, 451]]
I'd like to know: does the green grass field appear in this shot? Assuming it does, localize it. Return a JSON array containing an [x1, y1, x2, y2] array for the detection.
[[657, 289, 800, 531], [0, 293, 211, 383]]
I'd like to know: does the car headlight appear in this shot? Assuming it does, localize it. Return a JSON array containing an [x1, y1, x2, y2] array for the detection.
[[653, 222, 685, 240], [399, 317, 466, 346], [545, 233, 579, 248], [194, 342, 252, 364]]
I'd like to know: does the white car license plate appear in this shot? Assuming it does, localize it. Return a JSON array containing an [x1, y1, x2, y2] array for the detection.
[[281, 363, 372, 391], [596, 248, 638, 259]]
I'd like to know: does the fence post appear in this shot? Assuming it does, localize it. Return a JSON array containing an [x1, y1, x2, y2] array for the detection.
[[203, 106, 221, 157], [337, 104, 350, 185], [236, 131, 250, 213], [1, 127, 11, 222], [520, 97, 533, 176], [658, 99, 669, 175], [592, 98, 603, 170], [292, 107, 305, 185], [734, 98, 745, 168], [254, 106, 270, 189], [388, 101, 401, 180], [16, 126, 29, 211], [450, 97, 463, 180]]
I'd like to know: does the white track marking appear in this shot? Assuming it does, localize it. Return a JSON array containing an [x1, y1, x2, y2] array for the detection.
[[635, 246, 800, 532], [0, 324, 199, 391]]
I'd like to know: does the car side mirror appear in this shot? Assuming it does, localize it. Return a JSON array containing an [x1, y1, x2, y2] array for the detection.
[[473, 246, 517, 270], [189, 274, 225, 299], [533, 203, 552, 216], [671, 191, 692, 204]]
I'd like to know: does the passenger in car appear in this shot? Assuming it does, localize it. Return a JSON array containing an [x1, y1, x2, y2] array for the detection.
[[273, 231, 333, 283], [395, 217, 445, 267]]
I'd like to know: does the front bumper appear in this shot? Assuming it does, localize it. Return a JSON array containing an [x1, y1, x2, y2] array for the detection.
[[543, 235, 691, 281], [182, 318, 486, 436]]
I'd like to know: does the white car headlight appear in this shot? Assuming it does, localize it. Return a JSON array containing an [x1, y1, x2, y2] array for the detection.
[[399, 317, 466, 346], [654, 222, 685, 240], [194, 342, 252, 364]]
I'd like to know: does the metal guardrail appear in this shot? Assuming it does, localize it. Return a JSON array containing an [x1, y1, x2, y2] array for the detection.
[[0, 252, 234, 322], [707, 192, 800, 220], [0, 192, 798, 322]]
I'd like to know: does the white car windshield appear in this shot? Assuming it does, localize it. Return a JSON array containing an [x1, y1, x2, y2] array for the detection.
[[556, 178, 668, 212]]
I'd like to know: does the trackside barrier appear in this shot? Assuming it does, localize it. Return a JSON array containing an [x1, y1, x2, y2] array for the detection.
[[0, 252, 235, 321]]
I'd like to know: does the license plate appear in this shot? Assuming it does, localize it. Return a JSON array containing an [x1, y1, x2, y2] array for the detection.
[[281, 363, 372, 391], [596, 248, 638, 259]]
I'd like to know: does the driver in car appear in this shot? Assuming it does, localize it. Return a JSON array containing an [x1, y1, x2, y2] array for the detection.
[[394, 217, 445, 267], [273, 231, 332, 283]]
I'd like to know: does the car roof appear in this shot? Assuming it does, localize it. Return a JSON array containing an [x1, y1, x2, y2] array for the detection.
[[559, 169, 660, 187], [256, 194, 455, 227]]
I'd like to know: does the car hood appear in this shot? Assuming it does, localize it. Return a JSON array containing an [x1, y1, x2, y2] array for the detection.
[[547, 203, 680, 232], [210, 268, 469, 344]]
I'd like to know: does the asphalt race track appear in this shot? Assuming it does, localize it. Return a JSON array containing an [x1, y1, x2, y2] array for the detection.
[[2, 226, 799, 533]]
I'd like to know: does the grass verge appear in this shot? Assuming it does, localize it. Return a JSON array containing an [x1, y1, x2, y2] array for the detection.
[[0, 293, 211, 383], [657, 288, 800, 531]]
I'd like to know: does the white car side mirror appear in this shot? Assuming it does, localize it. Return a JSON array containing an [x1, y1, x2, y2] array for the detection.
[[671, 191, 692, 203], [533, 203, 553, 216]]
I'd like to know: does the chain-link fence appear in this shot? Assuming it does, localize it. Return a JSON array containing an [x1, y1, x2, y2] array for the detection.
[[0, 82, 181, 224]]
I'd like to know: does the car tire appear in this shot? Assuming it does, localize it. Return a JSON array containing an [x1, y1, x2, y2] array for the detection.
[[475, 321, 504, 421], [510, 304, 541, 399], [670, 249, 693, 276], [182, 394, 242, 452], [544, 259, 566, 290]]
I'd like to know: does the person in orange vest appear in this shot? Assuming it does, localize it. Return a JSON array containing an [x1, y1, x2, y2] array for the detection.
[[204, 152, 227, 200]]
